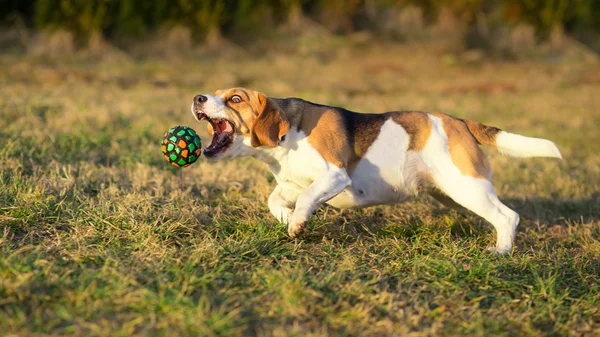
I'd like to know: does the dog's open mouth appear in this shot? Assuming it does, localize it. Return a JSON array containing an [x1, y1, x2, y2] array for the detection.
[[196, 113, 235, 157]]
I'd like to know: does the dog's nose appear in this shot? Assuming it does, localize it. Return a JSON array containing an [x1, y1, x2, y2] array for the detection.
[[194, 94, 207, 104]]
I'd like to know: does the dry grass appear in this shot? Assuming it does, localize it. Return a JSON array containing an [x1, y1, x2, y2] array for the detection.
[[0, 40, 599, 336]]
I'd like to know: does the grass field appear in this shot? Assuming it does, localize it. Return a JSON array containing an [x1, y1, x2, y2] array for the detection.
[[1, 39, 599, 336]]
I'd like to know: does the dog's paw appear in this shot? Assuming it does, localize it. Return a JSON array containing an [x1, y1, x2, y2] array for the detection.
[[288, 221, 307, 238], [271, 206, 293, 225], [486, 246, 511, 255]]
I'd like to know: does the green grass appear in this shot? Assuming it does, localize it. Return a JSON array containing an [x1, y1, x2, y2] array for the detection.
[[0, 42, 599, 336]]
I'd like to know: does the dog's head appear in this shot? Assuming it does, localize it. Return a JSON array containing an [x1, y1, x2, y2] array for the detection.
[[191, 87, 290, 159]]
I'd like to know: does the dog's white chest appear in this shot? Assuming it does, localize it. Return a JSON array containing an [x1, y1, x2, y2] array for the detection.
[[261, 131, 330, 193]]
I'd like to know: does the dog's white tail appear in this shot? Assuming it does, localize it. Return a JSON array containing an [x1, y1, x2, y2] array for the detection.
[[463, 120, 562, 159], [494, 131, 562, 158]]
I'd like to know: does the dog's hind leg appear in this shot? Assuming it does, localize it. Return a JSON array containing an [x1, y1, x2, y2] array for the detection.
[[422, 113, 520, 254], [429, 173, 519, 254], [427, 189, 467, 212]]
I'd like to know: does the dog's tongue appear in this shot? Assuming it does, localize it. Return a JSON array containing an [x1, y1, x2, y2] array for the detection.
[[221, 120, 233, 133], [214, 129, 228, 142], [214, 120, 232, 133], [208, 120, 233, 149]]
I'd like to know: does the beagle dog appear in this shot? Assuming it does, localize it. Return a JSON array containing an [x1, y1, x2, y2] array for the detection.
[[191, 87, 562, 254]]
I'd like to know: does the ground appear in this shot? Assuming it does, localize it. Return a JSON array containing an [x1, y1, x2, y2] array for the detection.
[[0, 39, 599, 336]]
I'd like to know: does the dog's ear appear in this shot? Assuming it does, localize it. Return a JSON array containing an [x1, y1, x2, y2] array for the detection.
[[251, 93, 290, 148]]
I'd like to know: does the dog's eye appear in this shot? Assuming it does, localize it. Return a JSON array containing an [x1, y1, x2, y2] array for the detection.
[[230, 95, 242, 103]]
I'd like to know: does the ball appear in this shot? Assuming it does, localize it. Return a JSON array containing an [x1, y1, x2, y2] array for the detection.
[[161, 126, 202, 167]]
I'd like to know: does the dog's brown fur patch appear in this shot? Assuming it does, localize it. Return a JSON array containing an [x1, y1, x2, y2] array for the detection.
[[391, 111, 433, 151], [428, 189, 467, 211], [346, 113, 386, 172], [429, 112, 491, 179], [462, 119, 501, 146], [250, 94, 290, 148], [274, 99, 386, 170], [302, 107, 352, 168]]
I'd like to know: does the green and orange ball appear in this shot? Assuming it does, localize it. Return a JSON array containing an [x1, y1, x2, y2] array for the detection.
[[161, 126, 202, 167]]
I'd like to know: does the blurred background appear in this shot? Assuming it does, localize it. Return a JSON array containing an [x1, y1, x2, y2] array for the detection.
[[1, 0, 599, 57]]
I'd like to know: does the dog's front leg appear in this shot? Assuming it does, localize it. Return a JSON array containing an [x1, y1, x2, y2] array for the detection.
[[268, 185, 299, 225], [288, 167, 351, 238]]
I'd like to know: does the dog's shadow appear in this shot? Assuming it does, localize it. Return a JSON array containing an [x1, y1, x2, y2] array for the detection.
[[190, 169, 598, 249], [303, 194, 599, 246]]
